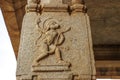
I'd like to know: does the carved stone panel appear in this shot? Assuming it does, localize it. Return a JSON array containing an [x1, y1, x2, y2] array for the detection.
[[17, 0, 96, 80]]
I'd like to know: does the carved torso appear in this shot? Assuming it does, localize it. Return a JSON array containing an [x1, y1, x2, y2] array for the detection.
[[43, 30, 58, 45]]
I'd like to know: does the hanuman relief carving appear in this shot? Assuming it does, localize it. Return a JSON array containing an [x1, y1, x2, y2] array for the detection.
[[32, 18, 71, 66]]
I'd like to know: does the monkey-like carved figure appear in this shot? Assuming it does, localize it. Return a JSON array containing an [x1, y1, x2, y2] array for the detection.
[[32, 18, 71, 67]]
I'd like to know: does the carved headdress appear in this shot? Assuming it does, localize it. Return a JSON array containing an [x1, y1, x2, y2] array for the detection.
[[43, 18, 60, 32]]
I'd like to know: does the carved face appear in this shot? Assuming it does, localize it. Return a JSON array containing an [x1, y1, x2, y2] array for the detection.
[[49, 21, 60, 29]]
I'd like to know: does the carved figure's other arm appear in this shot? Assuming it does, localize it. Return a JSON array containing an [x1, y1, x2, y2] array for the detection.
[[56, 34, 65, 45], [55, 27, 71, 45]]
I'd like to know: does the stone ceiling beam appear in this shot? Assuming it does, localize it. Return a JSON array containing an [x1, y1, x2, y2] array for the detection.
[[96, 61, 120, 79], [0, 0, 20, 58]]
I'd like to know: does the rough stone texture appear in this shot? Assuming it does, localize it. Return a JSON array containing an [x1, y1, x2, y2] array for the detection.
[[1, 0, 120, 57], [16, 0, 96, 80], [1, 0, 120, 79]]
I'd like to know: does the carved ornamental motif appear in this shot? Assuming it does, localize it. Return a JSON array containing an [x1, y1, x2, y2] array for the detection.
[[25, 0, 86, 13], [16, 0, 96, 80], [25, 0, 42, 12], [32, 18, 71, 67]]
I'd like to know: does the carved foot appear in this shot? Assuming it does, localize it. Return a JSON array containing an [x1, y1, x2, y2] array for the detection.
[[32, 61, 40, 67], [57, 60, 71, 66]]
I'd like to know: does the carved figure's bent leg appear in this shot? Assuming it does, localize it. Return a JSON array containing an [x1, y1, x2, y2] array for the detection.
[[36, 52, 48, 62], [48, 44, 56, 54], [55, 47, 62, 61], [55, 47, 70, 65], [32, 43, 48, 66]]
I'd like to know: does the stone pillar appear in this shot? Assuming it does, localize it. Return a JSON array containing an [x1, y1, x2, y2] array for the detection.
[[16, 0, 96, 80]]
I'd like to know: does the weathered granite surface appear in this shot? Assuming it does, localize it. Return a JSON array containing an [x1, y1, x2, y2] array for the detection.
[[17, 0, 96, 80]]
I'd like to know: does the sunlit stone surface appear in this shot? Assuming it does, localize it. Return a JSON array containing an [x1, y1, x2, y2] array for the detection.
[[16, 0, 96, 80]]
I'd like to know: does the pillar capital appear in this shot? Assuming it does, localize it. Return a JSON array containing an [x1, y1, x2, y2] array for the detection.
[[25, 0, 86, 13]]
